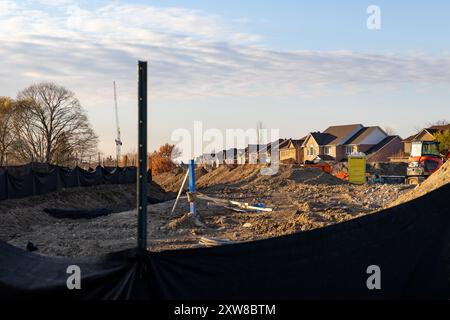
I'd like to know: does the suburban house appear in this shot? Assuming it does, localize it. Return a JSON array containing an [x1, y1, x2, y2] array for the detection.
[[279, 138, 305, 163], [224, 148, 238, 165], [236, 149, 246, 164], [211, 150, 225, 167], [302, 124, 402, 163], [259, 139, 288, 163], [402, 124, 450, 156], [245, 144, 266, 164], [302, 124, 366, 162]]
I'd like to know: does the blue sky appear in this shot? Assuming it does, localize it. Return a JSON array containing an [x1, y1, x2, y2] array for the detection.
[[133, 0, 450, 52], [0, 0, 449, 157]]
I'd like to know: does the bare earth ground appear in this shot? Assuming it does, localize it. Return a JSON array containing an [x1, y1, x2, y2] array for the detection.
[[1, 164, 428, 257]]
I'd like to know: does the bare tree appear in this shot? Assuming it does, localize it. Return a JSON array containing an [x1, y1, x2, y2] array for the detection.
[[383, 126, 397, 135], [427, 119, 449, 127], [14, 82, 98, 165], [0, 97, 16, 166]]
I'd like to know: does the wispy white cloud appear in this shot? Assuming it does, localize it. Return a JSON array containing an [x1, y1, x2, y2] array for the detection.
[[1, 0, 450, 105]]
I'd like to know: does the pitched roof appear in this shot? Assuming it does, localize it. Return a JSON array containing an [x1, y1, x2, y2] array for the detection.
[[264, 139, 288, 153], [344, 126, 386, 145], [402, 134, 417, 143], [245, 144, 266, 153], [426, 124, 450, 134], [291, 139, 305, 148], [322, 124, 364, 145], [278, 139, 291, 149], [279, 138, 306, 150], [366, 136, 400, 155], [309, 132, 336, 146], [403, 125, 450, 142]]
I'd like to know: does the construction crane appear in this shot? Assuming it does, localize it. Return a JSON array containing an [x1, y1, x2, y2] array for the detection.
[[113, 81, 122, 166]]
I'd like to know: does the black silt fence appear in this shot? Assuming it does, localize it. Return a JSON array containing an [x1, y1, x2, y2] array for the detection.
[[0, 163, 151, 201], [1, 183, 450, 299]]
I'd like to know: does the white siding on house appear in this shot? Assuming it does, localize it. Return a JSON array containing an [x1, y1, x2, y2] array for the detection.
[[357, 127, 387, 145]]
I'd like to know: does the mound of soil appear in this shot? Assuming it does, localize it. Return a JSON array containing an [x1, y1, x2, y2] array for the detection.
[[287, 167, 344, 185], [155, 164, 345, 194], [153, 167, 209, 192], [332, 162, 407, 177], [0, 182, 173, 241], [152, 171, 187, 193], [197, 165, 262, 190]]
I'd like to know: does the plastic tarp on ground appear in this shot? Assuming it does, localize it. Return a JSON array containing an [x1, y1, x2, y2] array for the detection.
[[43, 208, 113, 220], [1, 183, 450, 300], [0, 164, 150, 201]]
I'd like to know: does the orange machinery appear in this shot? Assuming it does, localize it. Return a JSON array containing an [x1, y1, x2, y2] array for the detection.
[[406, 141, 447, 184]]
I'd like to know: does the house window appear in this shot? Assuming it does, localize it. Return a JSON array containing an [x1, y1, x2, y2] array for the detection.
[[309, 147, 315, 156], [346, 146, 354, 155], [324, 146, 331, 155]]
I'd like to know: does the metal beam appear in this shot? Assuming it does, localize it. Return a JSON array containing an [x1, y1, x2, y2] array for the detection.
[[137, 61, 148, 250]]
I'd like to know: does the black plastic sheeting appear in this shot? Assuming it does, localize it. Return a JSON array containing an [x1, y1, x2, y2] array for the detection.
[[1, 183, 450, 300], [43, 208, 113, 220], [0, 164, 151, 201]]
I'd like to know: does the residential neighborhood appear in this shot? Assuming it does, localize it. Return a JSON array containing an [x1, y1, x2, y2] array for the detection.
[[196, 123, 421, 166], [2, 0, 450, 304]]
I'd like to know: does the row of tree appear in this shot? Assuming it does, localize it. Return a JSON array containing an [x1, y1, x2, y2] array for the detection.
[[0, 82, 98, 166], [121, 144, 179, 174]]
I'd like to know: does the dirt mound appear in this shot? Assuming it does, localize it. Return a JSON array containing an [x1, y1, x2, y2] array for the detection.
[[391, 161, 450, 206], [152, 171, 186, 192], [0, 182, 172, 241], [287, 167, 344, 185], [153, 167, 209, 192], [197, 165, 262, 189], [250, 165, 344, 188], [155, 164, 343, 193], [332, 162, 407, 177]]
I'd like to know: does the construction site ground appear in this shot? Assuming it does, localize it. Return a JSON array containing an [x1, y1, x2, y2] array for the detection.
[[1, 163, 449, 258]]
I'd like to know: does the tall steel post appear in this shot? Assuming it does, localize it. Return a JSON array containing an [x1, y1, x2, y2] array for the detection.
[[137, 61, 148, 250]]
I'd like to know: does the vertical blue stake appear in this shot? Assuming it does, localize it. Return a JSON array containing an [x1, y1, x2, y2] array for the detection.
[[189, 159, 197, 217]]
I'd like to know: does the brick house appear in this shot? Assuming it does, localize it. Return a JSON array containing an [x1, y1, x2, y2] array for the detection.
[[365, 136, 404, 163]]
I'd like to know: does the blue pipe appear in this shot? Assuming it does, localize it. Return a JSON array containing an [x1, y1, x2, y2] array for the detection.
[[189, 159, 196, 216]]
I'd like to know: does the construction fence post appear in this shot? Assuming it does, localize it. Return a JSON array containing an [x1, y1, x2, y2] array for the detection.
[[137, 60, 148, 250]]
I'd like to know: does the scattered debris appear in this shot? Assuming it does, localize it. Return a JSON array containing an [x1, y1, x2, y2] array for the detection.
[[167, 213, 205, 231], [2, 164, 431, 257], [198, 193, 273, 213], [198, 236, 236, 247]]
